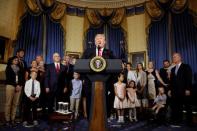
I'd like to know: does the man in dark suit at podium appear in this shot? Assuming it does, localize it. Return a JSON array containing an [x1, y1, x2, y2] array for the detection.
[[82, 34, 114, 59], [82, 34, 116, 120]]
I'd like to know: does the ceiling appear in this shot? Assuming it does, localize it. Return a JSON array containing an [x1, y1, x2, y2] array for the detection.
[[57, 0, 147, 8], [80, 0, 125, 1]]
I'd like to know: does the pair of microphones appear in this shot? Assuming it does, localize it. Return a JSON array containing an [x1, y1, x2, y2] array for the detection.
[[97, 45, 101, 50]]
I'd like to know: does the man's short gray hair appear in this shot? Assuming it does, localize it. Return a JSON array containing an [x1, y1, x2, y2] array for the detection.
[[53, 52, 60, 58]]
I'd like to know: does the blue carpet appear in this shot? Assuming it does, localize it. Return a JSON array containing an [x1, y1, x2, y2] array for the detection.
[[0, 119, 196, 131]]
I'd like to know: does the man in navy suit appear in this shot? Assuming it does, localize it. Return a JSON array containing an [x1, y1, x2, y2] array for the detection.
[[82, 34, 114, 59], [45, 53, 67, 113], [170, 53, 192, 125], [82, 34, 116, 119]]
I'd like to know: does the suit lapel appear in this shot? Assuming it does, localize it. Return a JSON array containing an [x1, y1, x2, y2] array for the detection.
[[102, 48, 109, 59], [52, 63, 57, 75], [103, 48, 106, 57], [93, 47, 96, 57], [53, 63, 56, 71], [60, 64, 65, 72], [177, 63, 183, 76]]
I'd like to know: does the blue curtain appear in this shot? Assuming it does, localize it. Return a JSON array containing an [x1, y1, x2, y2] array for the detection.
[[15, 13, 64, 65], [15, 13, 43, 66], [45, 16, 64, 64], [107, 25, 126, 60], [66, 6, 85, 17], [126, 5, 144, 16], [85, 26, 104, 49], [172, 10, 197, 77], [148, 14, 169, 69]]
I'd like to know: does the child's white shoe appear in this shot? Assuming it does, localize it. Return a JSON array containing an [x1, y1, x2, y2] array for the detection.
[[120, 116, 125, 123], [133, 118, 138, 122], [33, 120, 38, 126], [117, 119, 121, 123], [117, 116, 121, 123], [121, 119, 125, 123], [129, 117, 133, 122]]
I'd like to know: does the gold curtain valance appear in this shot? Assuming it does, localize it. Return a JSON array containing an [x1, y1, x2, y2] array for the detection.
[[26, 0, 41, 14], [50, 2, 66, 21], [86, 8, 125, 27], [145, 0, 188, 21], [145, 0, 164, 21], [171, 0, 188, 13], [110, 8, 125, 26], [86, 9, 102, 26], [25, 0, 66, 21]]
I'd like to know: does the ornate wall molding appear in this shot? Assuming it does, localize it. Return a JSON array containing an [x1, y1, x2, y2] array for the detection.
[[57, 0, 147, 9]]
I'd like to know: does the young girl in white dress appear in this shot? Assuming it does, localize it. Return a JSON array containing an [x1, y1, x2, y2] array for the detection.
[[127, 80, 140, 122], [114, 73, 127, 123]]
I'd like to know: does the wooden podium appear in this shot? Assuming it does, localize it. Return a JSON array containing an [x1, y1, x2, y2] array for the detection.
[[75, 59, 122, 131]]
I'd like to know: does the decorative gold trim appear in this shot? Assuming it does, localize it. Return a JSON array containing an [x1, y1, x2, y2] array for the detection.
[[50, 3, 66, 21], [90, 56, 107, 72], [145, 0, 164, 21], [66, 51, 82, 58], [65, 51, 81, 65], [57, 0, 147, 9], [25, 0, 41, 14]]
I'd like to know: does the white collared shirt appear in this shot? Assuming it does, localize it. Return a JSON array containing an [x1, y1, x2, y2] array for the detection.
[[127, 70, 137, 83], [54, 62, 60, 68], [24, 79, 40, 98], [176, 62, 182, 69], [96, 47, 104, 56], [175, 62, 182, 74]]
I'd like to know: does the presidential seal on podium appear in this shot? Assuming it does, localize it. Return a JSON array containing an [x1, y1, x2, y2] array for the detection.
[[90, 56, 107, 72]]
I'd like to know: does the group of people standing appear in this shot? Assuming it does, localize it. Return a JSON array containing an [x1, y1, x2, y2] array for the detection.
[[4, 49, 76, 127], [115, 52, 193, 126], [4, 33, 193, 128]]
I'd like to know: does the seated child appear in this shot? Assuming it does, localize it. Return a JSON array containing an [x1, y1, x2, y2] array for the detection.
[[152, 87, 167, 114]]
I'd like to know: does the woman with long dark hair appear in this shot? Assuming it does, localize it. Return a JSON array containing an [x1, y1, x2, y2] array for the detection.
[[5, 56, 23, 127]]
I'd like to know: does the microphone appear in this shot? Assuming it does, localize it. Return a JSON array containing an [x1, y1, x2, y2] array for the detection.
[[97, 45, 101, 50]]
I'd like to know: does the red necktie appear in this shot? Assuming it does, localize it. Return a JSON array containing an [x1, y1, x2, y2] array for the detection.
[[56, 63, 60, 73], [98, 48, 102, 56]]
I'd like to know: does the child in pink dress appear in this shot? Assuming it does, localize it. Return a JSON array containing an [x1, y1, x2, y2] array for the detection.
[[127, 80, 140, 122], [114, 73, 127, 123]]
